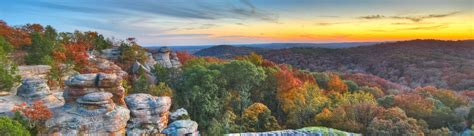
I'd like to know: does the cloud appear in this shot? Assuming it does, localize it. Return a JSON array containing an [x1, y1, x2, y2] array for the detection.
[[21, 0, 278, 22], [314, 22, 349, 26], [370, 24, 449, 32], [398, 24, 448, 30], [154, 33, 211, 38], [358, 11, 460, 22]]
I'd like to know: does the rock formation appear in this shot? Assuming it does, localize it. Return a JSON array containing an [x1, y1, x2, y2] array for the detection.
[[162, 108, 199, 136], [125, 93, 171, 136], [16, 78, 63, 107], [45, 73, 129, 135], [83, 58, 128, 79], [154, 47, 181, 68], [100, 47, 121, 60]]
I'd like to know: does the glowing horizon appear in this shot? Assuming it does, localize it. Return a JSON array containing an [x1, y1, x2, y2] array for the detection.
[[0, 0, 472, 46]]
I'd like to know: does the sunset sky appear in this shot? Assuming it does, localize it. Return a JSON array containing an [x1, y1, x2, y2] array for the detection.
[[0, 0, 472, 46]]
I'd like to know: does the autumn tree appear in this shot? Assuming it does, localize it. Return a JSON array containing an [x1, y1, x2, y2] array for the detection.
[[393, 93, 434, 119], [242, 103, 281, 132], [235, 52, 264, 66], [12, 101, 53, 135], [367, 107, 424, 135], [175, 51, 196, 65], [327, 73, 348, 93], [0, 20, 31, 47]]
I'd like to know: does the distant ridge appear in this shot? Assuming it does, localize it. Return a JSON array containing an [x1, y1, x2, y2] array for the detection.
[[195, 39, 474, 90]]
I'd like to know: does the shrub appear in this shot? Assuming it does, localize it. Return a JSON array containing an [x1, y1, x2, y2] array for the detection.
[[0, 116, 31, 136]]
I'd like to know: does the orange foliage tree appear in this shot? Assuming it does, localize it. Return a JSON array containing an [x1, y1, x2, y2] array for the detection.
[[393, 93, 434, 119], [327, 73, 348, 93]]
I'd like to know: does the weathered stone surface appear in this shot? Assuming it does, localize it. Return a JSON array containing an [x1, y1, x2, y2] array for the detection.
[[161, 120, 199, 136], [65, 73, 121, 88], [63, 86, 126, 106], [45, 73, 129, 136], [170, 108, 189, 121], [154, 47, 181, 68], [45, 105, 129, 136], [17, 78, 51, 99], [100, 47, 121, 60], [82, 58, 128, 79], [125, 93, 171, 136], [16, 78, 63, 107]]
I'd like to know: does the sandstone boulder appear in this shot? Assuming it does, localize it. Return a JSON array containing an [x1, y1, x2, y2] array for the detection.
[[154, 47, 181, 68], [161, 120, 199, 136], [17, 78, 51, 99], [170, 108, 189, 121], [16, 78, 63, 107], [44, 73, 130, 135], [65, 73, 121, 88], [125, 93, 171, 136]]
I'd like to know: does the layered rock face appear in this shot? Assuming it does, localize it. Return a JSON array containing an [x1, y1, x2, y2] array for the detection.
[[83, 58, 128, 79], [45, 73, 129, 135], [154, 47, 181, 68], [162, 108, 199, 136], [125, 93, 171, 136], [63, 73, 126, 105], [100, 47, 121, 60], [16, 78, 63, 107]]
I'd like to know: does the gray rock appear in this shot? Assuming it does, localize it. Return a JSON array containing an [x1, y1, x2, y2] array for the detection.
[[65, 73, 121, 88], [170, 108, 189, 121], [79, 92, 113, 102], [161, 120, 199, 136], [125, 93, 171, 135], [45, 105, 130, 136], [154, 47, 181, 68], [17, 78, 51, 99]]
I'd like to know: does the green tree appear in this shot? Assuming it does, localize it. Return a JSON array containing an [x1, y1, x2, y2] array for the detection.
[[344, 80, 359, 93], [177, 64, 225, 132], [0, 37, 20, 91], [0, 116, 31, 136], [219, 60, 266, 114], [25, 26, 59, 65]]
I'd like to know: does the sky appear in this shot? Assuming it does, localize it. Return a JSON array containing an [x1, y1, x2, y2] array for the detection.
[[0, 0, 473, 46]]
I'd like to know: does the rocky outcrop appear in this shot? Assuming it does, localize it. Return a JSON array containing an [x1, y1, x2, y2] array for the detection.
[[154, 47, 181, 68], [45, 73, 129, 135], [83, 58, 128, 79], [100, 47, 121, 60], [16, 78, 63, 107], [125, 93, 171, 136], [162, 108, 199, 136], [227, 127, 361, 136]]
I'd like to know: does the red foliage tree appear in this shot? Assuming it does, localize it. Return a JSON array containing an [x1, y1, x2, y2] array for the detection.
[[0, 20, 31, 47], [176, 51, 196, 64], [275, 65, 302, 92], [12, 101, 53, 121], [64, 43, 89, 72]]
